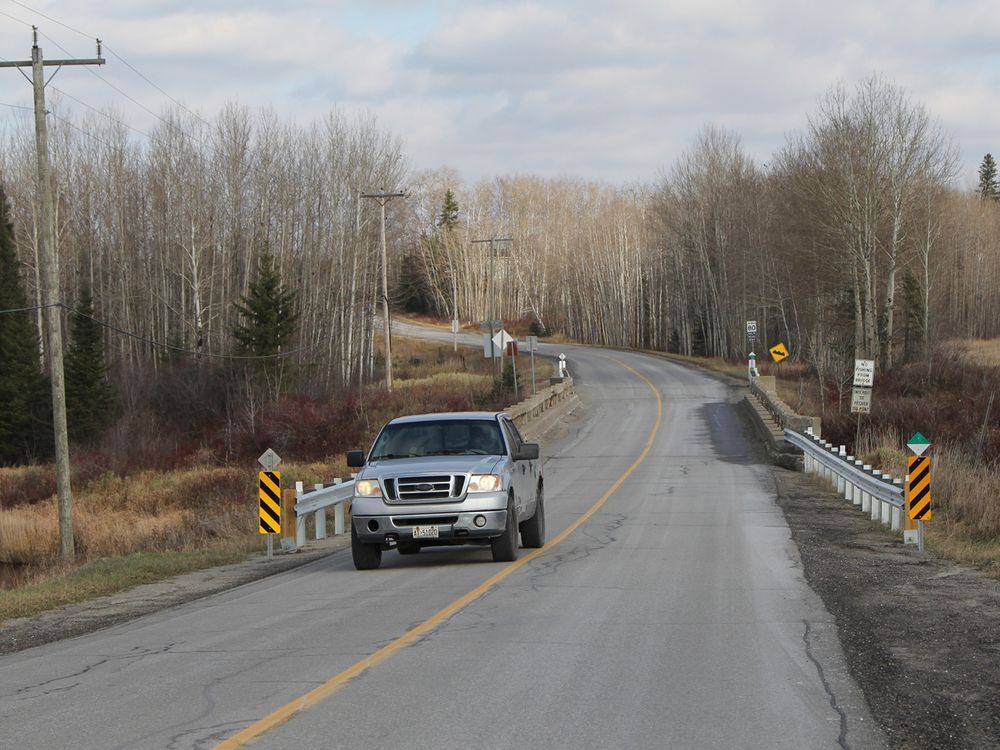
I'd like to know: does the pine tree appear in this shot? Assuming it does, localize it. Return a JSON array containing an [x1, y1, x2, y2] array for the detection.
[[978, 154, 999, 201], [231, 247, 299, 393], [437, 189, 460, 231], [65, 284, 116, 442], [0, 183, 52, 464]]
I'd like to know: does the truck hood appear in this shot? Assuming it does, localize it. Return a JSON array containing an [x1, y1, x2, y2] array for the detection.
[[361, 455, 502, 477]]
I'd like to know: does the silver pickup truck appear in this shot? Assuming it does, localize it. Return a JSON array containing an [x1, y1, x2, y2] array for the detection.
[[346, 411, 545, 570]]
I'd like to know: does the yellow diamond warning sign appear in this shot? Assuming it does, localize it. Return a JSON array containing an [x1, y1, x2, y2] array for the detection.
[[769, 343, 789, 363]]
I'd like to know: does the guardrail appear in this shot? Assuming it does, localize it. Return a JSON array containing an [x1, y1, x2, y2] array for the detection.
[[292, 478, 354, 548], [784, 427, 906, 531]]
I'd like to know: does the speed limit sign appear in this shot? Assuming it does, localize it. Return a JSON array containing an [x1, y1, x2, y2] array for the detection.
[[746, 320, 757, 335]]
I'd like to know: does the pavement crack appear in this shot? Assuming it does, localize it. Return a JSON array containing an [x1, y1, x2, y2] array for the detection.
[[802, 618, 850, 750]]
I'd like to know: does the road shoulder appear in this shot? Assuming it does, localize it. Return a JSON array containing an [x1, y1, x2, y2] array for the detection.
[[0, 537, 349, 656], [772, 467, 1000, 749]]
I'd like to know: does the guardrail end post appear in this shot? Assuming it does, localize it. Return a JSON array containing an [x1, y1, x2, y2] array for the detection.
[[335, 503, 345, 536], [295, 481, 307, 547], [314, 483, 327, 539]]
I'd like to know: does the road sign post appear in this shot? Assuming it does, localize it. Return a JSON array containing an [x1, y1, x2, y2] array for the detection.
[[526, 335, 538, 394], [905, 433, 932, 550], [258, 449, 282, 560], [506, 340, 519, 396]]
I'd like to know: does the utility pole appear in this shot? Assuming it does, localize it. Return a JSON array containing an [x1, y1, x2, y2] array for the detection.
[[1, 28, 105, 563], [471, 237, 512, 379], [361, 190, 405, 391]]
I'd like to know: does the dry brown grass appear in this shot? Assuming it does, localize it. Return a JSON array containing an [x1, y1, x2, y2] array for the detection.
[[0, 466, 254, 566], [950, 338, 1000, 368]]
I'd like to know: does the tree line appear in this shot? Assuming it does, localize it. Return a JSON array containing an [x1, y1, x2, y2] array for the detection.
[[2, 75, 999, 465]]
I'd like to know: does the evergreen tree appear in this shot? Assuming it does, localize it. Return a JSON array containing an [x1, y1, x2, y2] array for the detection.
[[978, 153, 999, 201], [437, 189, 460, 231], [65, 284, 116, 442], [0, 183, 52, 464], [231, 248, 299, 393]]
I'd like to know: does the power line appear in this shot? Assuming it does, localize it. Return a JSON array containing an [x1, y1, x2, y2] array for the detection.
[[0, 101, 32, 110], [50, 84, 154, 142], [47, 109, 121, 151], [0, 7, 32, 27], [6, 0, 87, 38], [103, 42, 211, 128], [8, 1, 211, 130], [0, 302, 307, 360], [36, 29, 207, 147]]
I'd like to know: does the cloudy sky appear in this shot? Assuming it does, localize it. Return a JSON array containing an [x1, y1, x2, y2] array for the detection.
[[1, 0, 999, 187]]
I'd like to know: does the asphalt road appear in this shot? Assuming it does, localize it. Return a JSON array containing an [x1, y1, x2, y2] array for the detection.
[[0, 330, 886, 749]]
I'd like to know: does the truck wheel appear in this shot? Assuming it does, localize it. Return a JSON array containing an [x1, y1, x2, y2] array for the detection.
[[397, 541, 420, 555], [519, 484, 545, 548], [491, 496, 519, 562], [352, 524, 382, 570]]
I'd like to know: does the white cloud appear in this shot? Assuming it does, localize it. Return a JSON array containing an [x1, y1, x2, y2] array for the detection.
[[1, 0, 999, 185]]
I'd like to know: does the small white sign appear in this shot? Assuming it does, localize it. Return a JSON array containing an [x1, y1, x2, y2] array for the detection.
[[525, 335, 538, 352], [258, 448, 282, 471], [482, 334, 500, 358], [451, 319, 459, 334], [853, 359, 875, 387], [746, 320, 757, 335], [850, 387, 872, 414]]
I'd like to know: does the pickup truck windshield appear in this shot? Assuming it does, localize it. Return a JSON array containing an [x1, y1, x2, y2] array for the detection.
[[369, 420, 505, 460]]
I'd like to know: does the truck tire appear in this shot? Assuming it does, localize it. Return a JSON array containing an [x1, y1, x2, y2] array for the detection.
[[352, 524, 382, 570], [491, 496, 519, 562], [519, 484, 545, 548]]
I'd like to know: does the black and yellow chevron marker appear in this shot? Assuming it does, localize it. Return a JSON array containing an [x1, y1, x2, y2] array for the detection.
[[907, 456, 932, 521], [259, 471, 281, 534]]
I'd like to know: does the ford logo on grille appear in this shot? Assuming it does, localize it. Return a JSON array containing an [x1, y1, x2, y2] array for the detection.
[[414, 483, 435, 492]]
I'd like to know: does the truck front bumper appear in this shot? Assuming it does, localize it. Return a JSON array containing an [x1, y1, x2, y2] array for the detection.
[[352, 508, 508, 543]]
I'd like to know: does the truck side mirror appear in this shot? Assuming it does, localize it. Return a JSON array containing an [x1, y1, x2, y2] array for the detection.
[[514, 443, 539, 461], [346, 450, 366, 468]]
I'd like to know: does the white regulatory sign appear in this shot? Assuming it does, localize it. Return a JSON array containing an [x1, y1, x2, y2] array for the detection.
[[850, 387, 872, 414], [258, 448, 282, 471], [746, 320, 757, 334], [853, 359, 875, 387]]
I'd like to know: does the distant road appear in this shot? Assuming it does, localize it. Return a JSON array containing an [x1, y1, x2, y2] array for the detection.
[[0, 329, 885, 749]]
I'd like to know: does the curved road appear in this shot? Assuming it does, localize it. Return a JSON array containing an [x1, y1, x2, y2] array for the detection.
[[0, 330, 885, 749]]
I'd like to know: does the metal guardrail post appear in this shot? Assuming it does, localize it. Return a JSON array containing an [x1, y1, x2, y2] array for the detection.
[[333, 478, 345, 535], [314, 483, 326, 539], [891, 480, 904, 530], [295, 480, 307, 548]]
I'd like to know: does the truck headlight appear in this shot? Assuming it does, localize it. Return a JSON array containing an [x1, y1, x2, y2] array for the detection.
[[468, 474, 501, 493], [354, 479, 382, 497]]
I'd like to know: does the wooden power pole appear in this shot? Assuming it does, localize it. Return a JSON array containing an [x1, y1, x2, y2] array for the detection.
[[1, 28, 105, 562], [361, 190, 405, 392]]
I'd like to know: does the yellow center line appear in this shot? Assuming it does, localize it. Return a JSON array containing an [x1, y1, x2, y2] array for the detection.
[[215, 356, 663, 749]]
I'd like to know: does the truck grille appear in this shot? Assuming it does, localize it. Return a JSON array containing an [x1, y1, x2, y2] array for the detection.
[[385, 475, 467, 503]]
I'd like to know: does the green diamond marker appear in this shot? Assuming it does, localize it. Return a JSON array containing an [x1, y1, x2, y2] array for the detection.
[[907, 432, 931, 456], [749, 352, 757, 359]]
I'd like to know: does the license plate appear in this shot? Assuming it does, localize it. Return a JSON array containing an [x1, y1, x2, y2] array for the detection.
[[412, 525, 439, 539]]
